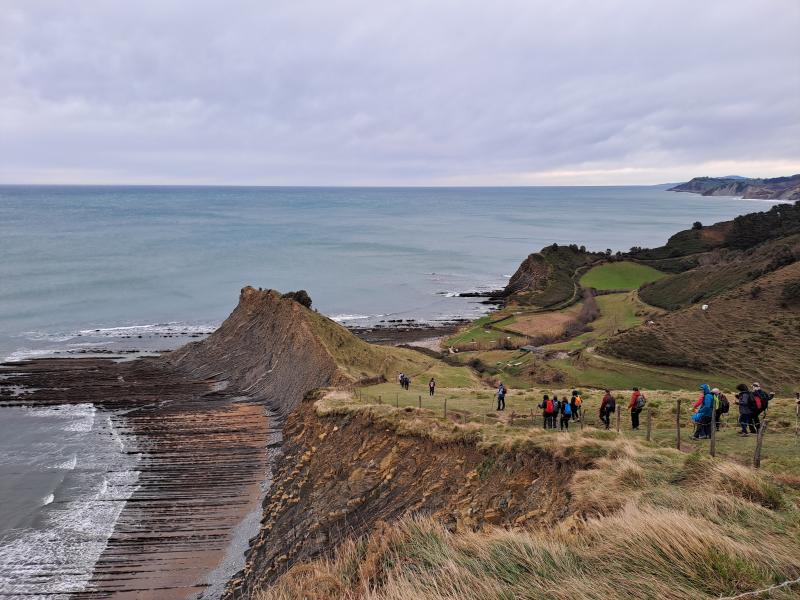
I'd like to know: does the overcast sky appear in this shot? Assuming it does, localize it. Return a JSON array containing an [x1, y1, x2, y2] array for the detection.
[[1, 0, 799, 186]]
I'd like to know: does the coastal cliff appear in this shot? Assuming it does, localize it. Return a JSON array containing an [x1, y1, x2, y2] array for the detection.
[[669, 174, 800, 200]]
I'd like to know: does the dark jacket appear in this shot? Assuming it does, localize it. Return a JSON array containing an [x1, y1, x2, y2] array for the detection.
[[736, 391, 754, 416]]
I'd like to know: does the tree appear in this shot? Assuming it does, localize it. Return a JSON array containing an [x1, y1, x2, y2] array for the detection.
[[692, 221, 703, 230]]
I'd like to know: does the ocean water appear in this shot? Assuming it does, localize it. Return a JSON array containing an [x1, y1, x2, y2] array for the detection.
[[0, 184, 783, 361], [0, 184, 785, 596], [0, 404, 139, 598]]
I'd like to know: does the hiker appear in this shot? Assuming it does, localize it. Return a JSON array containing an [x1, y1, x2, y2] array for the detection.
[[398, 372, 404, 387], [629, 387, 646, 430], [539, 394, 551, 429], [496, 382, 506, 411], [600, 389, 615, 429], [559, 395, 572, 431], [404, 375, 411, 390], [752, 382, 773, 430], [539, 394, 554, 429], [428, 377, 436, 396], [571, 390, 582, 422], [734, 383, 756, 436], [692, 384, 714, 439], [712, 387, 729, 431]]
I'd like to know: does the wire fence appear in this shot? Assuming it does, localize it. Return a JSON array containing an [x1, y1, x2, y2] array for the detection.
[[353, 388, 785, 469]]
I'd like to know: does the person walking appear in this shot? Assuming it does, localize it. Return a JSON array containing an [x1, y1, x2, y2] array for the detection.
[[600, 389, 615, 430], [428, 378, 436, 397], [712, 388, 729, 431], [629, 387, 646, 430], [496, 382, 506, 411], [692, 384, 714, 439], [570, 390, 582, 422], [734, 383, 755, 436], [398, 373, 404, 387], [752, 383, 773, 431], [539, 394, 555, 429], [559, 396, 572, 431]]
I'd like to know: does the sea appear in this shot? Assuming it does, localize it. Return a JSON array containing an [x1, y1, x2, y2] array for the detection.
[[0, 184, 785, 597]]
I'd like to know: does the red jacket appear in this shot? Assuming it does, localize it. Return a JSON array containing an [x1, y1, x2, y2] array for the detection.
[[693, 396, 703, 409], [629, 390, 642, 411]]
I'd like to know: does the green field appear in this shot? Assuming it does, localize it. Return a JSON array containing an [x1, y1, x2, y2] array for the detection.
[[580, 261, 666, 291]]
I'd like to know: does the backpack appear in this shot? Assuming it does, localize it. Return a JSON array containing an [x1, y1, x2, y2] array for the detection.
[[719, 394, 730, 414], [575, 395, 582, 407], [545, 399, 554, 413], [755, 390, 770, 412], [563, 403, 572, 416], [754, 395, 762, 411], [635, 394, 646, 410], [608, 398, 616, 413]]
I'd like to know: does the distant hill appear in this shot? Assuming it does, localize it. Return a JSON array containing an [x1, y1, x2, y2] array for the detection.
[[669, 174, 800, 200], [599, 200, 800, 388]]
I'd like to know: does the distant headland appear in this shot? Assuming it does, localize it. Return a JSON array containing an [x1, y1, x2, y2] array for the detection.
[[668, 174, 800, 201]]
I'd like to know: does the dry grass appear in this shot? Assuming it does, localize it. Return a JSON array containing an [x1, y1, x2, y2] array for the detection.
[[260, 390, 800, 600]]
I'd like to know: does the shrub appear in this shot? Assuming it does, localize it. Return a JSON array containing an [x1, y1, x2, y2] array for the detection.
[[282, 290, 313, 308], [780, 280, 800, 307], [692, 221, 703, 230]]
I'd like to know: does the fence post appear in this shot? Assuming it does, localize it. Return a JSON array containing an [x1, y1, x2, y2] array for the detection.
[[418, 395, 421, 409], [509, 411, 515, 426], [753, 419, 768, 469], [443, 397, 447, 420], [396, 393, 399, 408], [463, 412, 468, 425], [616, 407, 621, 433], [710, 411, 717, 457], [676, 399, 681, 451], [378, 395, 382, 405], [646, 408, 653, 442]]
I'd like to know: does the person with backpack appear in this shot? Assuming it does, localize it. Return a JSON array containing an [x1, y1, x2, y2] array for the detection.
[[712, 387, 729, 431], [559, 395, 572, 431], [539, 394, 556, 429], [496, 382, 506, 411], [751, 383, 773, 430], [629, 387, 646, 430], [692, 384, 714, 439], [600, 389, 615, 430], [734, 383, 756, 436], [428, 378, 436, 397], [570, 390, 582, 422]]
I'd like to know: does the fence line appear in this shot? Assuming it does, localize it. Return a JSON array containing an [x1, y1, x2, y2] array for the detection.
[[354, 388, 774, 466]]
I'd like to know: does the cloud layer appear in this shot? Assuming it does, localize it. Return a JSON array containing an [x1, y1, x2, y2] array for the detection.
[[1, 0, 799, 185]]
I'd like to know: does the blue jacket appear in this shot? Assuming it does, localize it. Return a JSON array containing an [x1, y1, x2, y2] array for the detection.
[[697, 384, 714, 418]]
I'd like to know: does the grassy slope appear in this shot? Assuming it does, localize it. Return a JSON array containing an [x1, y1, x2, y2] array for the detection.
[[259, 390, 800, 600], [580, 261, 666, 290], [601, 262, 800, 391], [639, 233, 800, 310], [306, 307, 475, 386]]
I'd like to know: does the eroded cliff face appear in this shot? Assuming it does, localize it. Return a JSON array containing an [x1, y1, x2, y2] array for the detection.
[[223, 392, 582, 599], [166, 287, 352, 417], [502, 253, 550, 296]]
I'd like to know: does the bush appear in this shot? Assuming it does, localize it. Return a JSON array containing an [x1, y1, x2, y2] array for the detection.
[[749, 285, 762, 299], [780, 280, 800, 307], [282, 290, 312, 308], [692, 221, 703, 230]]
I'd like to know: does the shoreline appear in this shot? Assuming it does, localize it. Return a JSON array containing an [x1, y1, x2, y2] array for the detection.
[[0, 358, 275, 600]]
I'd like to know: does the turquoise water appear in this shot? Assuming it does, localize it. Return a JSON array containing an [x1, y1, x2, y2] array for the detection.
[[0, 185, 781, 360]]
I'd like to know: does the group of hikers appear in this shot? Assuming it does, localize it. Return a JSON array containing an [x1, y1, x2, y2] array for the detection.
[[397, 372, 437, 396], [537, 390, 583, 430], [399, 374, 785, 439]]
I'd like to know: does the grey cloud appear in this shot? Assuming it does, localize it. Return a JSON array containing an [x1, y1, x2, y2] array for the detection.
[[1, 0, 798, 184]]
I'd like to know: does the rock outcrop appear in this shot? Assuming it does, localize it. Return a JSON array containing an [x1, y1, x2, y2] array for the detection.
[[669, 174, 800, 200], [166, 287, 355, 417]]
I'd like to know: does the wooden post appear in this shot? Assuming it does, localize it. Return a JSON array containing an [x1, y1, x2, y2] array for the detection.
[[463, 412, 468, 425], [753, 419, 768, 469], [509, 411, 515, 426], [676, 399, 681, 451], [418, 395, 421, 409], [616, 407, 621, 433], [378, 394, 382, 405], [396, 393, 399, 408], [443, 397, 447, 420], [646, 408, 653, 442], [710, 411, 717, 457]]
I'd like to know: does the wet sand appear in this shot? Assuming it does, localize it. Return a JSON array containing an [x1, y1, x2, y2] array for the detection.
[[0, 358, 275, 600]]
